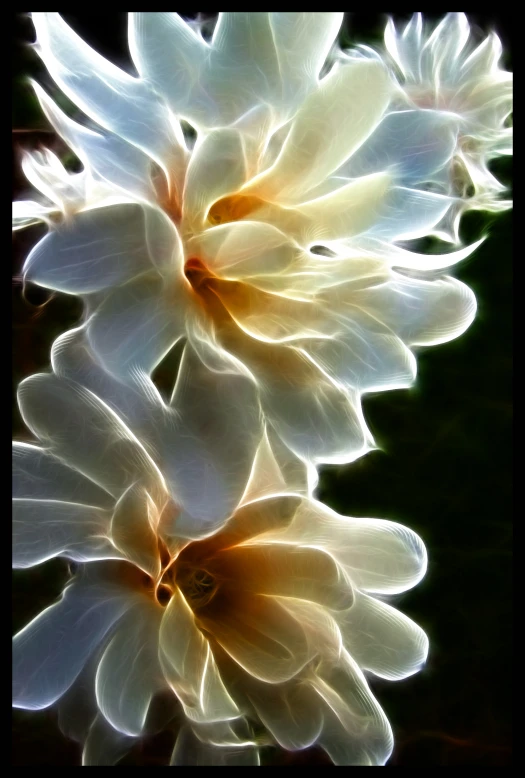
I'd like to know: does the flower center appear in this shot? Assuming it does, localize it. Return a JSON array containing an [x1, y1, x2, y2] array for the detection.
[[176, 565, 218, 609], [184, 256, 213, 291]]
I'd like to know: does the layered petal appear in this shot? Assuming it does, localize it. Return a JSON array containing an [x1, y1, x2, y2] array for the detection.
[[95, 601, 164, 736], [246, 59, 393, 201], [276, 500, 427, 595], [13, 499, 117, 568], [209, 543, 353, 611], [198, 591, 312, 684], [171, 723, 259, 766], [13, 442, 113, 507], [83, 713, 137, 766], [17, 373, 164, 499], [313, 651, 394, 765], [23, 204, 165, 294], [32, 12, 182, 167], [340, 592, 429, 681], [163, 343, 263, 538], [13, 565, 134, 710], [32, 83, 157, 204], [87, 273, 184, 380], [159, 588, 240, 723]]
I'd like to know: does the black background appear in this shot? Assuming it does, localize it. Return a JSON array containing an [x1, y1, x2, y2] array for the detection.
[[12, 12, 512, 767]]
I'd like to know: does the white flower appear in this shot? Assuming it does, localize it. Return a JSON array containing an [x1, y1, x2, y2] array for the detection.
[[13, 370, 428, 766], [14, 13, 485, 468], [343, 13, 512, 239]]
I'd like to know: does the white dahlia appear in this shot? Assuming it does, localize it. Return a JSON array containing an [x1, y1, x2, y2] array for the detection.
[[14, 13, 484, 469], [13, 367, 428, 765]]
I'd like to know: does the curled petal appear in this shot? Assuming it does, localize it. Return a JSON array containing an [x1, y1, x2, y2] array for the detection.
[[183, 129, 247, 228], [209, 543, 353, 611], [110, 484, 161, 578], [198, 591, 312, 684], [248, 679, 323, 751], [163, 342, 263, 538]]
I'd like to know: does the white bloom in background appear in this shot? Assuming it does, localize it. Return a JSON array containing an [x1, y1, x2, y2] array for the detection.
[[13, 371, 428, 766], [342, 13, 512, 239], [12, 12, 487, 469]]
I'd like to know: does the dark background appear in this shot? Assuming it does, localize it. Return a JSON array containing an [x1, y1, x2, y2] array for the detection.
[[12, 12, 512, 766]]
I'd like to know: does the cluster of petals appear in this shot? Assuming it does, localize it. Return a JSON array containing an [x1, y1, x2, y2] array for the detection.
[[12, 11, 512, 766], [13, 334, 428, 765], [340, 13, 512, 238], [11, 11, 501, 469]]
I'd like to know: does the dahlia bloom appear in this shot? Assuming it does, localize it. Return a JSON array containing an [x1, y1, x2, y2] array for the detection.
[[342, 13, 512, 239], [13, 369, 428, 765], [13, 12, 484, 468]]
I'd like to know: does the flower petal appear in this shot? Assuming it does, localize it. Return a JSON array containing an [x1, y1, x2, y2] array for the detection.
[[189, 221, 298, 279], [281, 501, 428, 595], [159, 588, 239, 723], [110, 484, 161, 578], [215, 329, 373, 465], [129, 13, 212, 127], [17, 373, 164, 499], [162, 342, 263, 538], [248, 678, 323, 750], [364, 186, 457, 242], [24, 204, 163, 294], [87, 273, 184, 380], [13, 499, 117, 569], [32, 82, 156, 204], [13, 441, 112, 507], [199, 591, 311, 684], [183, 128, 247, 228], [32, 12, 181, 166], [208, 12, 281, 121], [13, 199, 56, 230], [13, 565, 133, 710], [247, 59, 392, 202], [210, 543, 353, 611], [303, 328, 417, 394], [131, 13, 281, 128], [339, 273, 477, 347], [340, 591, 429, 681], [313, 650, 394, 765], [51, 325, 165, 433], [337, 109, 458, 187], [83, 713, 136, 766], [171, 724, 259, 766], [95, 601, 163, 736], [270, 13, 344, 111]]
